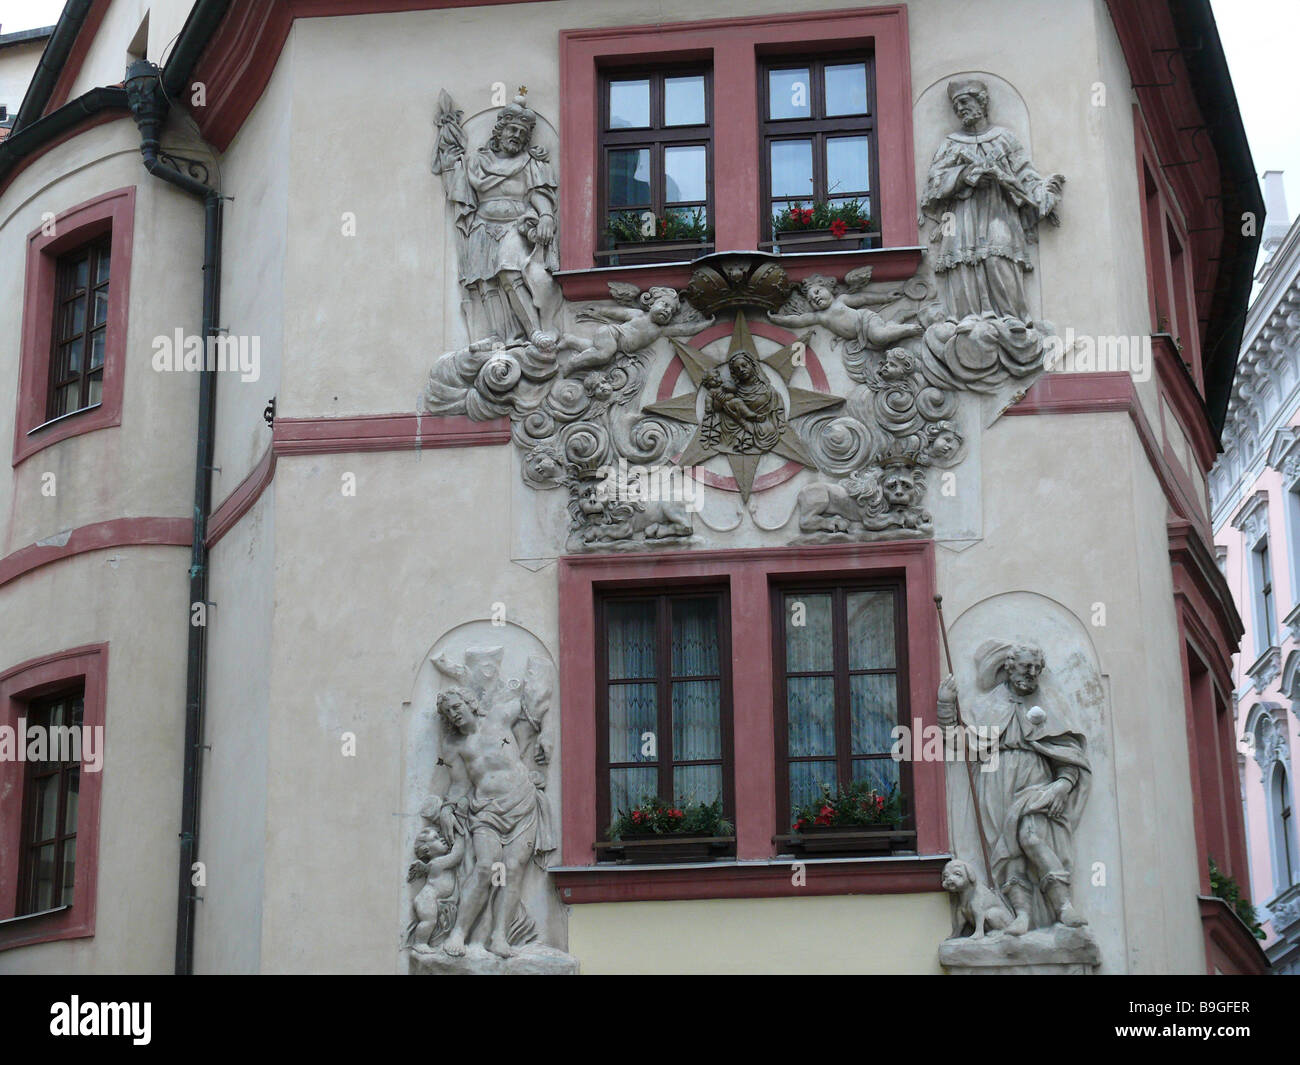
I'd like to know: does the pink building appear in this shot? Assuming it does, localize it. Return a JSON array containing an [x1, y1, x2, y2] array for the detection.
[[1212, 170, 1300, 974]]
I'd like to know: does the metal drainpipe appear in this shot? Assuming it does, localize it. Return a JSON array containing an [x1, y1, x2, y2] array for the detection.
[[124, 59, 222, 976]]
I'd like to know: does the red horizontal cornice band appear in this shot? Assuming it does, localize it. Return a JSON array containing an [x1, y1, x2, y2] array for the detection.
[[190, 0, 562, 151], [0, 517, 191, 589], [552, 855, 948, 905]]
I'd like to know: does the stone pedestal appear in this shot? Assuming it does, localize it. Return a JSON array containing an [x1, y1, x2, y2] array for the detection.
[[409, 943, 579, 975], [939, 924, 1100, 975]]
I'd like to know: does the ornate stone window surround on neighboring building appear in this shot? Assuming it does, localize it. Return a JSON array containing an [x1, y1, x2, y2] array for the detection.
[[555, 541, 946, 903], [12, 187, 135, 466], [0, 645, 107, 952], [559, 7, 916, 278], [1232, 489, 1280, 679], [1245, 702, 1298, 899]]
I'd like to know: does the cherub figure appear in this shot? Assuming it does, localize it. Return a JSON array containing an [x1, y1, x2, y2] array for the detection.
[[770, 268, 922, 355], [406, 796, 466, 951], [564, 283, 712, 374]]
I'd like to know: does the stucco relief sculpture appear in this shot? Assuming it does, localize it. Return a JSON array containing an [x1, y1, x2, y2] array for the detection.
[[434, 88, 561, 341], [937, 638, 1100, 974], [796, 446, 932, 538], [407, 646, 574, 971], [918, 78, 1064, 393]]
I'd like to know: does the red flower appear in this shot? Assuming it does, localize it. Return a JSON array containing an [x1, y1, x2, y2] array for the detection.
[[800, 207, 814, 225], [671, 808, 683, 818], [876, 796, 885, 809], [830, 218, 848, 238], [632, 810, 644, 823], [820, 805, 834, 817]]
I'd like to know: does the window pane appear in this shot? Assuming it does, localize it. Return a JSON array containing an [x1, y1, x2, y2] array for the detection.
[[847, 590, 895, 669], [787, 675, 836, 757], [671, 598, 719, 676], [609, 79, 650, 128], [673, 763, 722, 807], [664, 145, 706, 203], [672, 680, 721, 761], [93, 290, 108, 327], [69, 696, 83, 728], [850, 674, 898, 755], [87, 373, 103, 407], [610, 766, 658, 819], [34, 775, 60, 839], [64, 769, 80, 835], [60, 838, 77, 906], [770, 139, 814, 198], [785, 592, 832, 672], [827, 135, 870, 196], [608, 683, 657, 763], [825, 62, 868, 116], [73, 257, 89, 290], [608, 148, 651, 207], [606, 600, 656, 678], [95, 249, 111, 284], [768, 67, 811, 120], [665, 75, 705, 125], [852, 757, 900, 797], [790, 760, 837, 814], [55, 384, 79, 417], [60, 339, 82, 376], [32, 844, 57, 912], [89, 330, 106, 370]]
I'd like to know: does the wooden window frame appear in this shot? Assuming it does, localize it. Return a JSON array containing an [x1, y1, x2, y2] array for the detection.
[[45, 238, 111, 422], [13, 187, 135, 467], [758, 52, 880, 247], [770, 578, 910, 831], [595, 586, 735, 836], [597, 65, 714, 264], [16, 688, 84, 917]]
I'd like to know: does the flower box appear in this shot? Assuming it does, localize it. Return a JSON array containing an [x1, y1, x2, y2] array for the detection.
[[594, 834, 736, 864], [778, 824, 913, 856], [607, 239, 710, 266], [773, 227, 869, 254]]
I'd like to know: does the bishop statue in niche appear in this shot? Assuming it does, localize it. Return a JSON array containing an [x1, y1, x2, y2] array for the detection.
[[434, 87, 561, 341]]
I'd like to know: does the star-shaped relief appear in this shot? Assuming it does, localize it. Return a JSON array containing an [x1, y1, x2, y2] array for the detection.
[[644, 312, 845, 502]]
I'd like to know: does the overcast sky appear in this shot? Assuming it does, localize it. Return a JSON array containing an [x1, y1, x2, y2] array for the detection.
[[3, 0, 1298, 221]]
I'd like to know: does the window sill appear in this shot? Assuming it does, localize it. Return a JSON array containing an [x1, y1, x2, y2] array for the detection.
[[551, 852, 948, 904], [555, 244, 925, 302], [27, 402, 103, 436], [0, 904, 71, 928]]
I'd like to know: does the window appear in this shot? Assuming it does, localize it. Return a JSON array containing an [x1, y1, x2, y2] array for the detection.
[[773, 582, 908, 826], [18, 689, 83, 916], [46, 239, 111, 421], [597, 590, 733, 833], [761, 55, 878, 249], [1255, 537, 1277, 652], [14, 187, 134, 466], [599, 67, 712, 264]]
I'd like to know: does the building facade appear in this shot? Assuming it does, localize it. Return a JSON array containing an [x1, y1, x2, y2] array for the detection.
[[1211, 171, 1300, 975], [0, 0, 1269, 975]]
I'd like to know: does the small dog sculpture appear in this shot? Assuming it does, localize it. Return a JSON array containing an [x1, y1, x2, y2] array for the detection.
[[941, 858, 1013, 939]]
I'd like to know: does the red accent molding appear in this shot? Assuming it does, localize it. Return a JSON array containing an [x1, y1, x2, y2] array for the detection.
[[40, 0, 113, 116], [559, 6, 916, 273], [0, 517, 191, 590], [189, 1, 560, 152], [558, 541, 944, 880], [1168, 516, 1243, 694], [553, 855, 947, 905], [1152, 333, 1218, 473], [1199, 896, 1270, 974], [271, 412, 510, 456], [0, 643, 108, 952], [12, 186, 136, 466], [555, 246, 925, 302], [205, 444, 276, 547], [1005, 371, 1210, 542]]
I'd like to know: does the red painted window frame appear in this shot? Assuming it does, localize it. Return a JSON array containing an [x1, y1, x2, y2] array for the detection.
[[558, 541, 943, 883], [559, 6, 917, 272], [0, 644, 107, 951], [13, 187, 135, 467]]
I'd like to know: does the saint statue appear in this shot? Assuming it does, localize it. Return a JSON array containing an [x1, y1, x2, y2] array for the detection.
[[938, 639, 1090, 934], [434, 88, 561, 341]]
